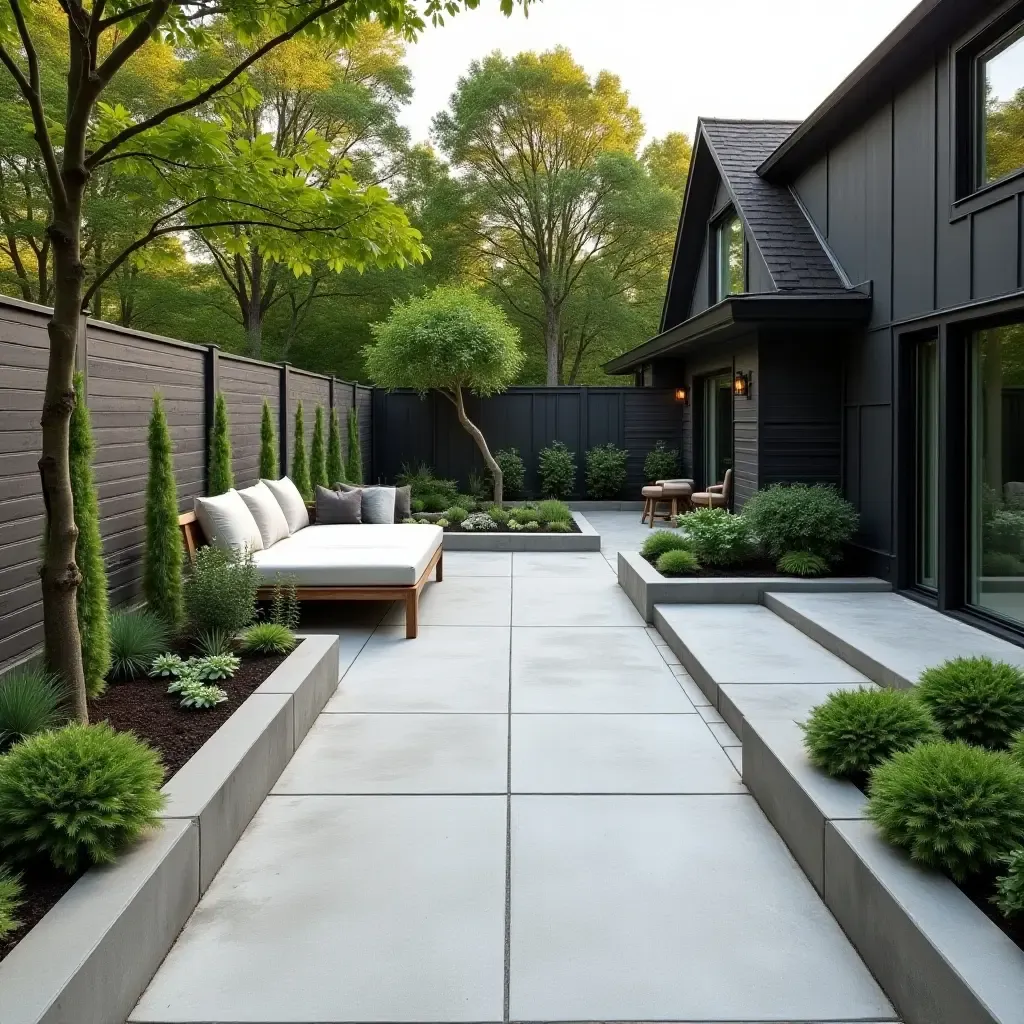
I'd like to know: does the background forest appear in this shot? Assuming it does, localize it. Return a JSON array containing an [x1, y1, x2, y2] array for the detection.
[[0, 2, 690, 385]]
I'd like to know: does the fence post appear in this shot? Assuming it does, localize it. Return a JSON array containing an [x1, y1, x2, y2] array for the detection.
[[279, 362, 291, 477], [329, 376, 335, 413], [76, 309, 89, 401], [203, 345, 219, 495]]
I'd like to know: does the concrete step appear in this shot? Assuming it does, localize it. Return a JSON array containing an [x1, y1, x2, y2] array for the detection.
[[653, 603, 871, 736], [765, 591, 1024, 689]]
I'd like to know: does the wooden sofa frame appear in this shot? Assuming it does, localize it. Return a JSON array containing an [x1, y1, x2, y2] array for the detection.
[[178, 512, 442, 639]]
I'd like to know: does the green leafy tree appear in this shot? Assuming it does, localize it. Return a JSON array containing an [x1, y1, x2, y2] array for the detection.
[[208, 392, 233, 495], [327, 406, 345, 484], [144, 394, 183, 633], [69, 374, 110, 701], [310, 405, 328, 491], [346, 407, 364, 484], [366, 286, 523, 501], [291, 402, 311, 501], [259, 399, 278, 479]]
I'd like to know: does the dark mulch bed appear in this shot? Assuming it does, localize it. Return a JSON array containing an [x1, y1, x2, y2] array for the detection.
[[444, 520, 581, 535], [0, 650, 286, 964]]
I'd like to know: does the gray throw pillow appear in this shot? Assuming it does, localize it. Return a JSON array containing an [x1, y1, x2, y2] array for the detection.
[[316, 485, 362, 525], [394, 485, 411, 521], [361, 485, 397, 524]]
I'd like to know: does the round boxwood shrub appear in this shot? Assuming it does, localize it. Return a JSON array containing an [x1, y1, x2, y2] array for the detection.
[[742, 483, 859, 563], [445, 506, 470, 525], [0, 723, 166, 873], [868, 741, 1024, 881], [777, 550, 829, 577], [640, 530, 691, 564], [916, 657, 1024, 749], [538, 441, 576, 499], [802, 688, 939, 780], [585, 443, 628, 499], [643, 440, 679, 483], [681, 508, 753, 566], [656, 548, 700, 576]]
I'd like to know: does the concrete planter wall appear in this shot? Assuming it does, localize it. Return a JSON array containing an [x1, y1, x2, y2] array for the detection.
[[0, 633, 338, 1024], [443, 511, 600, 551]]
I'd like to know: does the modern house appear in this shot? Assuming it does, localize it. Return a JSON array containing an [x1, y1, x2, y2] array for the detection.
[[608, 0, 1024, 641]]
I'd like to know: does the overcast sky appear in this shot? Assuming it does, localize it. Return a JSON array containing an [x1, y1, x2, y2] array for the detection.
[[400, 0, 921, 147]]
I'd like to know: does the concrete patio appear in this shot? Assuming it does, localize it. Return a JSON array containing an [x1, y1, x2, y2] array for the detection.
[[131, 515, 895, 1024]]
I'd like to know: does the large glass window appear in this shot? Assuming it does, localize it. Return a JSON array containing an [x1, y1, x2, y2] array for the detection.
[[978, 25, 1024, 186], [703, 372, 733, 487], [970, 324, 1024, 625], [715, 213, 745, 302], [915, 340, 940, 590]]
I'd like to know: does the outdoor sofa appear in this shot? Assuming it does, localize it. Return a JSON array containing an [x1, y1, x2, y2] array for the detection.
[[179, 477, 443, 638]]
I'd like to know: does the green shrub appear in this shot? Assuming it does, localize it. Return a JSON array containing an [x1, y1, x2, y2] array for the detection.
[[994, 848, 1024, 918], [917, 657, 1024, 749], [70, 373, 111, 698], [445, 506, 470, 525], [143, 394, 183, 628], [0, 866, 21, 938], [682, 508, 753, 566], [467, 472, 489, 501], [241, 623, 297, 656], [310, 405, 328, 492], [0, 723, 165, 873], [802, 688, 939, 780], [487, 505, 511, 526], [208, 392, 233, 496], [0, 666, 66, 751], [537, 499, 572, 523], [868, 741, 1024, 881], [743, 484, 859, 562], [547, 520, 572, 533], [346, 407, 363, 485], [640, 530, 691, 563], [643, 440, 680, 482], [110, 610, 169, 681], [586, 443, 628, 499], [327, 407, 344, 485], [509, 504, 540, 525], [453, 493, 479, 511], [291, 402, 311, 502], [269, 576, 300, 631], [259, 399, 278, 480], [985, 510, 1024, 556], [983, 551, 1024, 576], [538, 441, 576, 499], [411, 498, 425, 514], [777, 551, 829, 577], [493, 448, 525, 498], [183, 546, 259, 638], [656, 548, 700, 576], [396, 463, 457, 499], [419, 492, 450, 513]]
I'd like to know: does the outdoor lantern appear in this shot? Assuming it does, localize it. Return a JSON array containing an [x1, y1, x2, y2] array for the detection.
[[733, 370, 752, 399], [674, 387, 689, 404]]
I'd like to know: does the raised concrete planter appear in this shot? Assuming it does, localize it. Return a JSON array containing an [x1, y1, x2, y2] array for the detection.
[[618, 549, 890, 622], [443, 511, 600, 551], [0, 633, 339, 1024], [567, 499, 644, 511]]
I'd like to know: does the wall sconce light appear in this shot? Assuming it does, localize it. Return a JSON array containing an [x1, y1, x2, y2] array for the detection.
[[674, 387, 689, 404], [733, 370, 752, 399]]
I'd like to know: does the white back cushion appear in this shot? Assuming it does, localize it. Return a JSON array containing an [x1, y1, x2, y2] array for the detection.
[[237, 481, 290, 548], [194, 490, 264, 553], [262, 476, 309, 534]]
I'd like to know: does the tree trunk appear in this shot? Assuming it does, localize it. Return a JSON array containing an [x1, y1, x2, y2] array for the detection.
[[452, 386, 503, 504], [544, 301, 560, 387]]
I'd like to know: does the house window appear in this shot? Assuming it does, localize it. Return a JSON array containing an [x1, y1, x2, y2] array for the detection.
[[715, 212, 745, 302], [976, 23, 1024, 188], [915, 339, 940, 591]]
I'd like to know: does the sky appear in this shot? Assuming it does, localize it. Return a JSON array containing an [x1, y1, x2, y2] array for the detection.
[[399, 0, 922, 147]]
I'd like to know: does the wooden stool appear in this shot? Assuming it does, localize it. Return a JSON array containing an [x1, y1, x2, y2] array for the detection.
[[642, 482, 693, 527]]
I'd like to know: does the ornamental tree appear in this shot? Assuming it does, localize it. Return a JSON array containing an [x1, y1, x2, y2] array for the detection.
[[310, 405, 328, 491], [327, 406, 344, 485], [291, 402, 311, 501], [0, 0, 528, 719], [208, 392, 233, 495], [259, 399, 278, 479], [365, 286, 523, 501]]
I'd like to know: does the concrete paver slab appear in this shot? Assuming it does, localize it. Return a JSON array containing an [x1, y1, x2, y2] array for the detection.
[[511, 551, 614, 577], [382, 576, 511, 627], [512, 576, 645, 626], [439, 551, 512, 576]]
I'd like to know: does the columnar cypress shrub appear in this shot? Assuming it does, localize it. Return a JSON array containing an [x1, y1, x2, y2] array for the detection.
[[327, 407, 345, 485], [291, 402, 311, 500], [310, 405, 328, 491], [259, 399, 278, 479], [346, 406, 363, 485], [208, 392, 233, 496], [143, 394, 183, 628], [70, 373, 110, 697]]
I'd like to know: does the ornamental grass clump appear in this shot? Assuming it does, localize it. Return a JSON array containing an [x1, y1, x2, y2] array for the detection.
[[777, 551, 829, 577], [0, 866, 21, 938], [537, 499, 572, 523], [0, 666, 66, 752], [0, 723, 165, 873], [802, 688, 939, 781], [681, 508, 753, 566], [867, 741, 1024, 881], [110, 610, 169, 682], [656, 548, 700, 576], [641, 530, 692, 564], [916, 657, 1024, 749], [743, 483, 859, 563], [241, 623, 297, 656]]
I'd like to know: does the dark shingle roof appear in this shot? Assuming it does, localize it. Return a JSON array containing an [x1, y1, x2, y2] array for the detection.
[[701, 119, 845, 293]]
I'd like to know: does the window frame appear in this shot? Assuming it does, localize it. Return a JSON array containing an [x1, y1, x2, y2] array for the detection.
[[710, 207, 746, 304]]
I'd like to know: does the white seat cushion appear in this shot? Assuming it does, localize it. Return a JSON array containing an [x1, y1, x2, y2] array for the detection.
[[238, 481, 290, 548], [262, 476, 309, 534], [252, 524, 442, 587], [194, 490, 263, 553]]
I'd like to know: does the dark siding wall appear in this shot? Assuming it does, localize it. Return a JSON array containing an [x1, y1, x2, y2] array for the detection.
[[356, 385, 373, 482], [690, 244, 710, 318], [219, 355, 279, 487], [733, 341, 759, 508]]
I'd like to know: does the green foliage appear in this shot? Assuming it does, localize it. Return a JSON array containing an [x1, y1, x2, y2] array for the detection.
[[643, 441, 680, 483], [802, 688, 939, 780], [0, 723, 165, 873], [0, 666, 66, 751], [208, 392, 234, 496], [327, 407, 344, 485], [149, 654, 185, 679], [419, 493, 450, 513], [538, 441, 576, 499], [291, 402, 311, 501], [241, 623, 298, 656], [682, 508, 753, 566], [259, 400, 278, 480], [346, 407, 363, 485], [916, 657, 1024, 749], [143, 394, 183, 628], [178, 682, 228, 709], [411, 498, 425, 514], [547, 520, 572, 533], [70, 373, 111, 698], [994, 848, 1024, 918], [0, 866, 21, 939], [192, 653, 240, 682], [269, 576, 300, 631], [508, 504, 540, 525], [461, 513, 498, 532], [183, 546, 259, 638], [487, 505, 511, 527], [397, 463, 457, 499], [640, 530, 691, 563], [493, 448, 525, 498], [743, 484, 859, 563], [985, 510, 1024, 556], [194, 627, 235, 657], [110, 611, 169, 682], [778, 551, 829, 577], [1012, 730, 1024, 766], [537, 499, 572, 523], [586, 443, 628, 499], [868, 742, 1024, 881], [445, 506, 470, 525], [454, 492, 479, 511], [310, 405, 328, 492], [656, 548, 700, 576]]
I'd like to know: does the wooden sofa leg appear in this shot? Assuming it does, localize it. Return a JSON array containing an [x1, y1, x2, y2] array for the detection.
[[436, 550, 443, 582], [405, 590, 419, 639]]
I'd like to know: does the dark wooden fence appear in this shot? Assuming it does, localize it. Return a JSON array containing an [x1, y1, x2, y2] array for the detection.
[[371, 387, 682, 497]]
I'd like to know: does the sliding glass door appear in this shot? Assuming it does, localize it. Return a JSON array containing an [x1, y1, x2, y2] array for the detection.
[[703, 373, 733, 488], [915, 340, 940, 589]]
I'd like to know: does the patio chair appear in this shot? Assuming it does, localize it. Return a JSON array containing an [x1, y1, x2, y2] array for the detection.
[[690, 468, 733, 510]]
